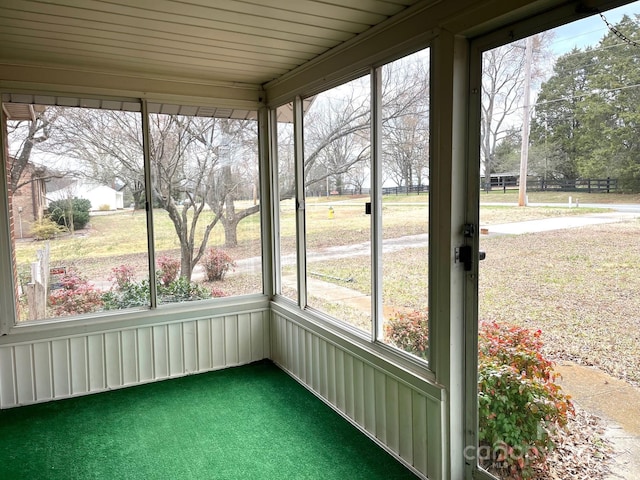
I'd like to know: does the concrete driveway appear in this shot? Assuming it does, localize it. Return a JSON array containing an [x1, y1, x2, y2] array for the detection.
[[483, 211, 640, 235]]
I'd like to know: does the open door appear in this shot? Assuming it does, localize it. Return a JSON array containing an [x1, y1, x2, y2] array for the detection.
[[468, 3, 640, 479]]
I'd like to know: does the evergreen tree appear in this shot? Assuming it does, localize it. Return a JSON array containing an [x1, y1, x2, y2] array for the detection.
[[532, 15, 640, 191], [530, 47, 594, 182]]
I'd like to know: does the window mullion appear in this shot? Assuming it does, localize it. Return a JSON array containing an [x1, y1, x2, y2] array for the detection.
[[0, 101, 17, 334], [141, 100, 158, 309], [293, 96, 307, 309], [371, 68, 383, 342], [258, 107, 274, 297], [268, 108, 283, 296]]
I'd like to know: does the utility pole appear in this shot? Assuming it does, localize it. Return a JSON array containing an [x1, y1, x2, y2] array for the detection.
[[518, 36, 534, 207]]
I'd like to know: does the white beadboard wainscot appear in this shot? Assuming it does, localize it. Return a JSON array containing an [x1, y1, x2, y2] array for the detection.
[[270, 307, 445, 480], [0, 304, 270, 408]]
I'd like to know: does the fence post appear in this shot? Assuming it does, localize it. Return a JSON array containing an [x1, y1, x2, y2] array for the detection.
[[26, 242, 50, 320]]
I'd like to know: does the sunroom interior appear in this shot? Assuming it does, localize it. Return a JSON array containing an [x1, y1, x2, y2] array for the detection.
[[0, 0, 632, 479]]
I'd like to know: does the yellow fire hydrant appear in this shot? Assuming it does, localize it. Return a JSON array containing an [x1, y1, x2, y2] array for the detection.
[[328, 206, 334, 219]]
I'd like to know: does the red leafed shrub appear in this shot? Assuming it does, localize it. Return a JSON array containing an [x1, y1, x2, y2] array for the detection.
[[49, 271, 103, 316], [201, 248, 236, 281], [383, 310, 429, 360], [384, 313, 574, 479], [157, 255, 180, 286], [478, 321, 574, 479], [108, 264, 136, 289]]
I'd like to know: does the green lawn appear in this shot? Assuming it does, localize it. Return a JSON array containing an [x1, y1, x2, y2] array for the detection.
[[16, 191, 633, 266], [13, 195, 640, 388]]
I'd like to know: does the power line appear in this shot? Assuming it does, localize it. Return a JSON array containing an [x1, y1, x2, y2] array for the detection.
[[533, 81, 640, 109], [600, 12, 640, 47]]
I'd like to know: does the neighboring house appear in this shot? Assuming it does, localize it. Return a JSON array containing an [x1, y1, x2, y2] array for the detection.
[[9, 160, 47, 239], [46, 178, 124, 211]]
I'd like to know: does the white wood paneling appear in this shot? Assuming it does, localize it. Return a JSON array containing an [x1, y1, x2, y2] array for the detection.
[[137, 327, 154, 382], [183, 321, 197, 374], [0, 347, 15, 406], [271, 310, 444, 479], [121, 329, 138, 385], [0, 0, 419, 85], [14, 345, 33, 403], [0, 309, 269, 408], [70, 337, 88, 394], [153, 324, 169, 378], [51, 339, 71, 397], [87, 334, 105, 391], [168, 323, 183, 376], [224, 315, 239, 365], [211, 317, 226, 368], [104, 332, 122, 388], [32, 342, 51, 401]]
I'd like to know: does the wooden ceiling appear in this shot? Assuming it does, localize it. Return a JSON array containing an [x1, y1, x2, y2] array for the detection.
[[0, 0, 419, 87]]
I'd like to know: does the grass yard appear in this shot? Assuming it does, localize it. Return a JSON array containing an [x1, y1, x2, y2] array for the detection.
[[479, 221, 640, 386], [311, 220, 640, 386], [13, 193, 640, 387]]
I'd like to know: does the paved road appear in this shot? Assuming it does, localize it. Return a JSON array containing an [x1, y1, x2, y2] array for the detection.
[[485, 210, 640, 235]]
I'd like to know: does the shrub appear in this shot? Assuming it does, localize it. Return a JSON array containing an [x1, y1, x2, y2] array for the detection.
[[211, 287, 227, 298], [103, 275, 211, 309], [157, 255, 180, 285], [48, 197, 92, 231], [48, 271, 102, 316], [30, 217, 68, 240], [384, 310, 429, 360], [477, 321, 574, 479], [98, 204, 111, 211], [384, 313, 573, 479], [108, 264, 136, 290], [158, 276, 211, 303], [102, 280, 149, 310], [201, 247, 236, 281]]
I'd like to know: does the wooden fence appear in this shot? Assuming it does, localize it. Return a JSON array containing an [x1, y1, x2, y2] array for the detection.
[[483, 177, 618, 193]]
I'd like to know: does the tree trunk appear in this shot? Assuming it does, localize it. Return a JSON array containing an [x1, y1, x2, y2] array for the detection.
[[223, 196, 238, 247], [180, 243, 193, 281], [223, 220, 238, 248]]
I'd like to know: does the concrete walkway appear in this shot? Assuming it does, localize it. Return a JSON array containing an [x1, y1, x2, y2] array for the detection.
[[555, 362, 640, 480], [482, 211, 640, 235]]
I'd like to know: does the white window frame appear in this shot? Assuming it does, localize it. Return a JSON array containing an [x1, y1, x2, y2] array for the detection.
[[0, 93, 266, 334]]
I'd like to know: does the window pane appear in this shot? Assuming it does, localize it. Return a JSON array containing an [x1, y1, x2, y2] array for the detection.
[[149, 113, 262, 304], [276, 103, 297, 302], [379, 49, 430, 361], [303, 76, 372, 334], [5, 103, 149, 321]]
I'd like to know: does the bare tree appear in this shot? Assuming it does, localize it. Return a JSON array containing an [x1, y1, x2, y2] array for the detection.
[[6, 108, 61, 192], [382, 51, 430, 190], [301, 54, 430, 198], [303, 83, 371, 194], [203, 119, 260, 248], [44, 107, 259, 281], [481, 34, 552, 190]]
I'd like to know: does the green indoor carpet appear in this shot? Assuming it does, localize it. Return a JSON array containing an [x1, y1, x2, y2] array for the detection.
[[0, 360, 418, 479]]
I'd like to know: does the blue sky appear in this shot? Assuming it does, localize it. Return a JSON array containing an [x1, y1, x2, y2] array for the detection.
[[551, 1, 640, 55]]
